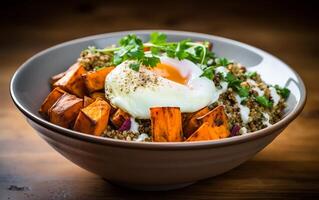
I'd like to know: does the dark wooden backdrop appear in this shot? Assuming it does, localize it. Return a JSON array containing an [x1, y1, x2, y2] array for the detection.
[[1, 0, 319, 199]]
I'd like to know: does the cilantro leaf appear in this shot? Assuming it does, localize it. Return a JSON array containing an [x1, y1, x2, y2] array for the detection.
[[225, 73, 242, 89], [129, 62, 140, 71], [150, 46, 160, 55], [113, 34, 145, 66], [87, 32, 225, 74], [150, 32, 167, 45], [238, 86, 250, 98], [200, 66, 215, 80], [113, 53, 123, 66], [224, 72, 250, 98], [274, 85, 290, 99], [215, 57, 231, 66], [93, 66, 105, 71], [175, 39, 191, 60], [255, 96, 273, 108], [245, 71, 257, 78], [140, 56, 160, 67], [119, 34, 143, 46]]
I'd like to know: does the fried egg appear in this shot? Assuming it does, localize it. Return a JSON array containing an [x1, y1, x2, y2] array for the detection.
[[105, 56, 217, 119]]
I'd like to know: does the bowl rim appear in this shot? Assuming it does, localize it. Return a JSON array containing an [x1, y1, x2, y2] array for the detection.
[[10, 29, 307, 150]]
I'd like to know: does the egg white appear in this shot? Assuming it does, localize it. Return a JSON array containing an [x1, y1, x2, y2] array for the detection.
[[105, 56, 217, 119]]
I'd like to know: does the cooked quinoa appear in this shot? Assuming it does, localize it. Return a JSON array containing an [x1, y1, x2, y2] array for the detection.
[[78, 47, 113, 71], [212, 63, 287, 135], [102, 62, 288, 141]]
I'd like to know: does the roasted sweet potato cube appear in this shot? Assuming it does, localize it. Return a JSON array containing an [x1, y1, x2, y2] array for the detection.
[[183, 106, 210, 138], [73, 99, 111, 136], [50, 72, 66, 85], [39, 87, 66, 116], [89, 92, 117, 115], [197, 106, 230, 138], [150, 107, 183, 142], [111, 108, 131, 129], [48, 93, 83, 128], [83, 96, 94, 107], [186, 122, 219, 142], [90, 92, 106, 100], [53, 63, 87, 97], [82, 67, 114, 93]]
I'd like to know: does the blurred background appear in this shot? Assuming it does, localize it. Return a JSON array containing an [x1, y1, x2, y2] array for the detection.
[[1, 0, 319, 199]]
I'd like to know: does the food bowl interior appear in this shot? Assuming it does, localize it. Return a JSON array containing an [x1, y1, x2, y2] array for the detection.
[[11, 30, 303, 138]]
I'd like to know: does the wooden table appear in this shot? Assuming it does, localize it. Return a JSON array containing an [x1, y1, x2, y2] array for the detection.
[[1, 1, 318, 199]]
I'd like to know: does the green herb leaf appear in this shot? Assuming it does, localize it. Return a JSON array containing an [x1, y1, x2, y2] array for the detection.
[[84, 32, 220, 71], [215, 57, 231, 66], [255, 96, 273, 108], [93, 66, 105, 71], [225, 73, 242, 90], [140, 56, 160, 67], [200, 66, 215, 80], [238, 86, 250, 98], [113, 34, 145, 66], [274, 85, 290, 99], [175, 39, 191, 60], [129, 62, 140, 71], [119, 34, 143, 46], [150, 46, 160, 55], [246, 71, 257, 78], [150, 32, 167, 45], [113, 53, 123, 66]]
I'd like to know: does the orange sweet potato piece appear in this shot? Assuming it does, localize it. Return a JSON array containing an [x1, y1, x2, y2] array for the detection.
[[110, 108, 131, 129], [82, 67, 114, 93], [183, 106, 210, 138], [48, 93, 83, 128], [39, 87, 66, 116], [83, 96, 94, 107], [186, 122, 219, 142], [53, 63, 87, 97], [73, 99, 111, 136], [90, 92, 106, 100], [50, 72, 66, 85], [150, 107, 183, 142], [89, 92, 117, 115], [197, 106, 230, 138]]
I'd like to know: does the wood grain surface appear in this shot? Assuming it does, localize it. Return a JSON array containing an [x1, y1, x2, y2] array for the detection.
[[1, 1, 319, 199]]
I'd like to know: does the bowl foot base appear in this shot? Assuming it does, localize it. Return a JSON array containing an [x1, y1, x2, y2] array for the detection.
[[107, 180, 196, 191]]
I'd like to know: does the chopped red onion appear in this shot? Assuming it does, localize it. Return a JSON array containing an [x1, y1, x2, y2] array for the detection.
[[118, 119, 131, 131], [230, 124, 241, 137]]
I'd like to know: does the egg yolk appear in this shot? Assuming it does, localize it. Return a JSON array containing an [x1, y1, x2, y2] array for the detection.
[[152, 63, 188, 85]]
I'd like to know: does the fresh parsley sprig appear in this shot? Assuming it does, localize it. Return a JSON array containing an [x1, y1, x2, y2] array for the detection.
[[255, 95, 273, 108], [274, 85, 290, 99], [200, 57, 233, 80], [91, 32, 214, 71]]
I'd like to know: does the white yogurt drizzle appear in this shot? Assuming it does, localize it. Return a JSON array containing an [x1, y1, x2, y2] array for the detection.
[[215, 66, 229, 77], [211, 81, 229, 103], [262, 112, 272, 127], [247, 79, 264, 96], [129, 117, 139, 133], [135, 133, 150, 142], [239, 127, 248, 135], [269, 87, 280, 106], [130, 118, 150, 142], [210, 67, 229, 103], [235, 94, 250, 124]]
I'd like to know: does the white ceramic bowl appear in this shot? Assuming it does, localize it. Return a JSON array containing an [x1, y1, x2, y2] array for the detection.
[[10, 30, 306, 191]]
